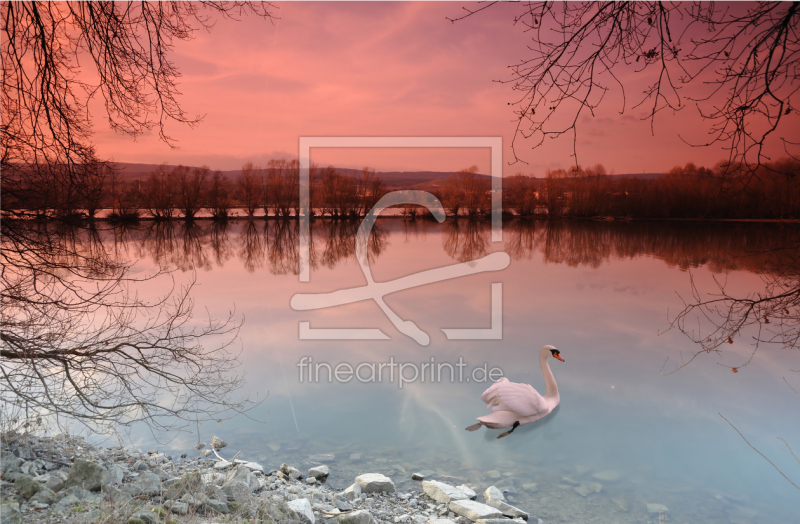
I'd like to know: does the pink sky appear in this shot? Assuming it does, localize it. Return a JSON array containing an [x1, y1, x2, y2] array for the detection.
[[91, 2, 797, 176]]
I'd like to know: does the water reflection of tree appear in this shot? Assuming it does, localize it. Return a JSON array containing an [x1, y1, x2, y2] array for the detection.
[[667, 237, 800, 493], [51, 221, 109, 276], [56, 219, 800, 289], [108, 221, 144, 263], [319, 220, 359, 269], [443, 219, 489, 263], [177, 221, 212, 272], [542, 222, 614, 268], [502, 220, 800, 276], [668, 239, 800, 371], [238, 220, 265, 273], [401, 218, 437, 243], [209, 221, 233, 268], [506, 220, 545, 261], [267, 220, 300, 275], [1, 218, 247, 434], [141, 221, 179, 269]]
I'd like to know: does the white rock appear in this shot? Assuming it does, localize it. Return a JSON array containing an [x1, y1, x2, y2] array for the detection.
[[234, 460, 265, 473], [423, 480, 469, 504], [309, 465, 330, 479], [338, 509, 376, 524], [211, 436, 227, 449], [213, 460, 232, 470], [456, 485, 477, 500], [281, 463, 303, 479], [647, 503, 669, 514], [288, 497, 315, 524], [482, 486, 505, 502], [306, 477, 317, 484], [482, 498, 530, 520], [355, 473, 395, 493], [428, 520, 456, 524], [449, 500, 503, 521], [342, 482, 363, 500]]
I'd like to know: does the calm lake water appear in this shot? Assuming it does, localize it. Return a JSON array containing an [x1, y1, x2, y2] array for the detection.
[[98, 219, 799, 522]]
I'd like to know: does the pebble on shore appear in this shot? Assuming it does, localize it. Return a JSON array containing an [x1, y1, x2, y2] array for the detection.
[[0, 432, 546, 524]]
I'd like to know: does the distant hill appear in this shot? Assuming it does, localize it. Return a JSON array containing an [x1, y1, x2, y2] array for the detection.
[[108, 162, 660, 189]]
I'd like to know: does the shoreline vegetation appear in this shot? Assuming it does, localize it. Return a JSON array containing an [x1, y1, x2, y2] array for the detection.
[[5, 214, 799, 224], [3, 158, 800, 223]]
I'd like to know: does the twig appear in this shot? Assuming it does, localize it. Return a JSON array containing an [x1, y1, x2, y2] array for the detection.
[[777, 437, 800, 468], [784, 377, 800, 395], [719, 413, 800, 490], [211, 447, 228, 463]]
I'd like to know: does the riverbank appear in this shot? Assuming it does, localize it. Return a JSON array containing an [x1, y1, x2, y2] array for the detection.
[[0, 432, 543, 524], [4, 207, 800, 224]]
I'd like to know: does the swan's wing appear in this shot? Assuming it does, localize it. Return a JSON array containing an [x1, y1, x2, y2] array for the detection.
[[483, 381, 548, 418], [480, 377, 510, 405]]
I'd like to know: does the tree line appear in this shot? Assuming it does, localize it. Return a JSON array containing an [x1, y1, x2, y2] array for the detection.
[[4, 157, 799, 221], [502, 158, 800, 220], [3, 160, 389, 221]]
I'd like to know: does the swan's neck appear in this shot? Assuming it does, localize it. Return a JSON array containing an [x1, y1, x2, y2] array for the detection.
[[539, 348, 559, 401]]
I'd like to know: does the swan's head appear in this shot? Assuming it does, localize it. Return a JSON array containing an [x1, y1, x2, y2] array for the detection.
[[542, 344, 564, 362]]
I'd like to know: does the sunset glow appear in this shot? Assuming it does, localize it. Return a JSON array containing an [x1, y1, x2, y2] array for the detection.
[[89, 2, 798, 176]]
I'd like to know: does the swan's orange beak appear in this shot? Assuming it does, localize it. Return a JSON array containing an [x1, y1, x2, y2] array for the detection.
[[554, 354, 564, 362]]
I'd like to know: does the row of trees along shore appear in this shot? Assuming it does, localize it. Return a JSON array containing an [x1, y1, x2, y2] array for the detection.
[[4, 157, 800, 221]]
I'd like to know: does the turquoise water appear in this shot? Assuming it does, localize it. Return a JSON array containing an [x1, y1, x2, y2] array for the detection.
[[106, 219, 799, 522]]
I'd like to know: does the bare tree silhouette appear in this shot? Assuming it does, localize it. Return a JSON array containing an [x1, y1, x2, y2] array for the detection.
[[450, 2, 800, 171], [1, 2, 276, 432]]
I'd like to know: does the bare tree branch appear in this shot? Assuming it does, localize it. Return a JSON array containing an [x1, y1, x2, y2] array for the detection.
[[456, 2, 800, 170]]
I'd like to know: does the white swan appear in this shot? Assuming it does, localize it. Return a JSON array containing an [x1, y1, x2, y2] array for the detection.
[[466, 345, 564, 439]]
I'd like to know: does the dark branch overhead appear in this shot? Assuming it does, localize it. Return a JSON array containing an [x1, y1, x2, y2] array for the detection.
[[452, 2, 800, 172]]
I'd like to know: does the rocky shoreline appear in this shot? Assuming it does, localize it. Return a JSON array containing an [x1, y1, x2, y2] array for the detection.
[[0, 432, 543, 524]]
